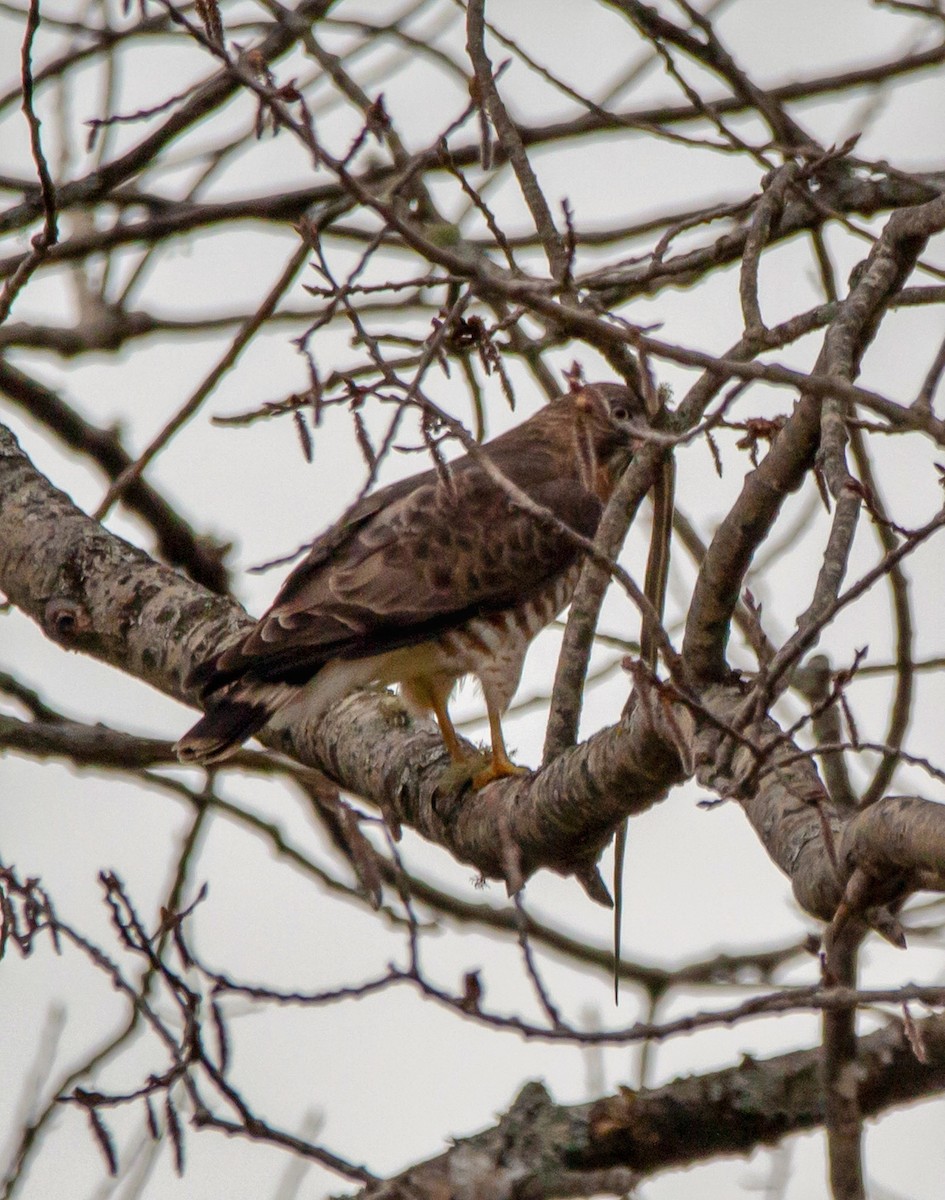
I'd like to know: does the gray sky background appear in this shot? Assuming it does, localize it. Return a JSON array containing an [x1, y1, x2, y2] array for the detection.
[[2, 2, 945, 1197]]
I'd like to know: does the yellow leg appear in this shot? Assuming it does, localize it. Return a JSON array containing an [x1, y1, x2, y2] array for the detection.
[[428, 688, 468, 763], [411, 676, 528, 788], [402, 674, 468, 763], [471, 702, 530, 789]]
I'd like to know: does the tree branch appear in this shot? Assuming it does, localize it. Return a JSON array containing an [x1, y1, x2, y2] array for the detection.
[[365, 1012, 945, 1197]]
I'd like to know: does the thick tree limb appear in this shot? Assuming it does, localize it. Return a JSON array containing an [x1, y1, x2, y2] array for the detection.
[[0, 358, 231, 593], [0, 421, 683, 892], [364, 1013, 945, 1198], [683, 190, 945, 683], [3, 419, 945, 916]]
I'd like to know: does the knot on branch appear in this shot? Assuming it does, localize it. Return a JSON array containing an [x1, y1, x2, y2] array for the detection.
[[44, 597, 92, 644]]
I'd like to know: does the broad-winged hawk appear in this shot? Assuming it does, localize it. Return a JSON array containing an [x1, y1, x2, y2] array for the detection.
[[176, 382, 643, 785]]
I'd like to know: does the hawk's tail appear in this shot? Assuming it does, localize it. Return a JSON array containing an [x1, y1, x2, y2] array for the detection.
[[175, 682, 294, 765], [174, 703, 268, 765]]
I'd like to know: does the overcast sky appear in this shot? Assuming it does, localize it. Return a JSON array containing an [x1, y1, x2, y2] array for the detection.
[[3, 2, 945, 1197]]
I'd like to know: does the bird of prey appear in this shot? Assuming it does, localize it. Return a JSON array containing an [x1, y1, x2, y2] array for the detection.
[[176, 382, 644, 786]]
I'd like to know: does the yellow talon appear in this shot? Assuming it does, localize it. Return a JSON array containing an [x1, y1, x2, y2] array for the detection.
[[471, 748, 530, 790]]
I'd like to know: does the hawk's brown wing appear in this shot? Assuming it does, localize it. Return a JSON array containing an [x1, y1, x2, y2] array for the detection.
[[177, 383, 642, 764], [200, 467, 602, 694]]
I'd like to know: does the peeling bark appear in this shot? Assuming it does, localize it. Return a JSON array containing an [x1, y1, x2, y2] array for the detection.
[[366, 1014, 945, 1198], [0, 422, 683, 889], [4, 421, 945, 914]]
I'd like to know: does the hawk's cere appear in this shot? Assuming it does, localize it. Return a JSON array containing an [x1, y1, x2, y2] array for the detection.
[[176, 382, 645, 785]]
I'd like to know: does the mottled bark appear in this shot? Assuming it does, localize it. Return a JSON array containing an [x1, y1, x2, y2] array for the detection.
[[365, 1013, 945, 1199], [4, 420, 945, 922], [0, 422, 683, 893]]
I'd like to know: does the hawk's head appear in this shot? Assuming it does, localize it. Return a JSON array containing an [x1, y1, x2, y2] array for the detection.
[[569, 380, 649, 499]]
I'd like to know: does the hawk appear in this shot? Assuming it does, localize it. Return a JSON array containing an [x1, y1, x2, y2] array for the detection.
[[176, 382, 644, 786]]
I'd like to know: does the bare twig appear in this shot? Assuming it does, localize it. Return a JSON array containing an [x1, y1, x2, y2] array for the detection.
[[466, 0, 568, 281], [93, 240, 310, 521]]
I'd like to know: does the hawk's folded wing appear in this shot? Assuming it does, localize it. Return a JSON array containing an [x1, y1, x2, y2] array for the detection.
[[200, 469, 602, 693]]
